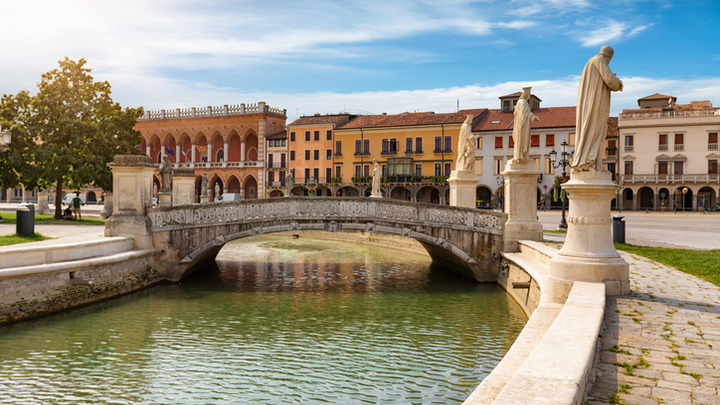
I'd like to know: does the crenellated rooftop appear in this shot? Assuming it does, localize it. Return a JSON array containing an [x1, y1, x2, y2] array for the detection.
[[139, 101, 286, 121]]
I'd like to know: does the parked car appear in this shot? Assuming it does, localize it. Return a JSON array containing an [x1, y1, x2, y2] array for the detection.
[[218, 193, 242, 202], [62, 193, 86, 206]]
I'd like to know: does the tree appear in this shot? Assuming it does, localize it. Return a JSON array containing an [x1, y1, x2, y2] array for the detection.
[[0, 58, 143, 218]]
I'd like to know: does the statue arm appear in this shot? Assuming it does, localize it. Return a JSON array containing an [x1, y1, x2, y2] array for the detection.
[[597, 58, 623, 91]]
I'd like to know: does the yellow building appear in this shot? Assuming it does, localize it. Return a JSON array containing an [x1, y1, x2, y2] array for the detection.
[[332, 109, 487, 203]]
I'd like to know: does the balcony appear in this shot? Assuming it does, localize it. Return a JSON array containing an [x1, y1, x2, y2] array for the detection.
[[266, 180, 286, 188], [621, 174, 720, 184], [624, 146, 633, 152], [380, 150, 398, 156], [619, 109, 720, 120], [709, 143, 718, 151], [353, 151, 370, 156], [658, 145, 668, 151], [266, 162, 286, 169], [433, 149, 452, 154], [674, 145, 684, 151], [172, 160, 260, 169]]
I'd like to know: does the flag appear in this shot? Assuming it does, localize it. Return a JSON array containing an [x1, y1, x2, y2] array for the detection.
[[165, 147, 175, 156], [197, 146, 208, 152], [181, 149, 187, 158]]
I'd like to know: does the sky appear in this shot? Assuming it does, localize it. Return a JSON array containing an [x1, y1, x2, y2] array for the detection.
[[1, 0, 719, 122]]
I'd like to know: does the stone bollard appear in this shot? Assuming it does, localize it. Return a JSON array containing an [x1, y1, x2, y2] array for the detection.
[[99, 192, 113, 219], [502, 159, 543, 251], [35, 189, 51, 215], [171, 168, 197, 205], [104, 155, 156, 249]]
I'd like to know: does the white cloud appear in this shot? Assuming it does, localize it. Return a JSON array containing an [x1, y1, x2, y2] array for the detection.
[[578, 20, 652, 47]]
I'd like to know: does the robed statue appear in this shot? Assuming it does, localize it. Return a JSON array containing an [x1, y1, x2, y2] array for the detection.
[[371, 159, 382, 197], [159, 156, 171, 192], [572, 45, 623, 171], [200, 172, 209, 196], [455, 115, 480, 172], [512, 87, 540, 161], [285, 171, 294, 196]]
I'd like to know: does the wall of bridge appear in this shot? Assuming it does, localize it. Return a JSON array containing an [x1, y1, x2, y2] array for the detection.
[[147, 197, 505, 282]]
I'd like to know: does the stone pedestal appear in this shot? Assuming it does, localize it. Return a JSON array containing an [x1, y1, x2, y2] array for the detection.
[[448, 170, 477, 208], [99, 193, 113, 219], [549, 170, 629, 297], [502, 159, 543, 251], [172, 168, 197, 206], [158, 192, 172, 207], [36, 189, 50, 215], [200, 195, 210, 204], [104, 155, 156, 250]]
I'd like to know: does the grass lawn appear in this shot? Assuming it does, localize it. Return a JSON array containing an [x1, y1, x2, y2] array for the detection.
[[0, 233, 53, 246], [616, 243, 720, 288], [0, 212, 104, 226], [544, 229, 567, 234]]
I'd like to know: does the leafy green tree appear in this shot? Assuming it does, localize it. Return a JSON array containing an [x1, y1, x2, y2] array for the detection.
[[0, 58, 143, 218]]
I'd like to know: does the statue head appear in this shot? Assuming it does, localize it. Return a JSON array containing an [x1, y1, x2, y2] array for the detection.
[[599, 45, 614, 61], [464, 114, 473, 124], [521, 87, 532, 100]]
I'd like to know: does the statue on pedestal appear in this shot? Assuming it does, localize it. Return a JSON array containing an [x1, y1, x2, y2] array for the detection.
[[159, 156, 171, 192], [512, 87, 540, 162], [200, 172, 209, 196], [371, 159, 382, 197], [455, 115, 480, 173], [572, 45, 623, 172], [285, 171, 293, 196]]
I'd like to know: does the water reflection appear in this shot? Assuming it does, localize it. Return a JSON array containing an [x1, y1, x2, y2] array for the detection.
[[0, 234, 526, 405]]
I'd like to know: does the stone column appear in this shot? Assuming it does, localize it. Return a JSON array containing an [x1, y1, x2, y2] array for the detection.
[[448, 170, 477, 208], [191, 144, 196, 165], [104, 155, 156, 249], [160, 144, 166, 160], [36, 189, 50, 215], [502, 159, 543, 251], [223, 142, 229, 162], [549, 170, 629, 299], [176, 144, 181, 163], [172, 168, 196, 206], [241, 141, 246, 162], [207, 144, 213, 163], [145, 145, 151, 157], [99, 193, 113, 219]]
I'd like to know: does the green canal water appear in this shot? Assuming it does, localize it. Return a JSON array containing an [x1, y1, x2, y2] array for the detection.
[[0, 235, 526, 404]]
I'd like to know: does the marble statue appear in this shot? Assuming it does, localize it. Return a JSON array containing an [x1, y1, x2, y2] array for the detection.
[[214, 183, 220, 201], [285, 171, 293, 196], [201, 172, 209, 196], [159, 156, 171, 192], [572, 45, 623, 171], [512, 87, 540, 161], [371, 159, 382, 197], [455, 115, 480, 172]]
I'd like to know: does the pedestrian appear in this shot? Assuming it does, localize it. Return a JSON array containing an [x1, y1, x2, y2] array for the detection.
[[72, 192, 82, 221], [63, 204, 74, 220]]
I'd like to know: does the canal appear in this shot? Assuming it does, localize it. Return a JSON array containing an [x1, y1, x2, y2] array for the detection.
[[0, 234, 526, 404]]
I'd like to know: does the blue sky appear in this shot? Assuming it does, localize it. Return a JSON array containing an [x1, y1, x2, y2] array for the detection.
[[1, 0, 719, 121]]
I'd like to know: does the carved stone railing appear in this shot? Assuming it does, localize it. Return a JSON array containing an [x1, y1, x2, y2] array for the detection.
[[147, 197, 504, 234], [140, 102, 287, 121], [622, 174, 720, 184]]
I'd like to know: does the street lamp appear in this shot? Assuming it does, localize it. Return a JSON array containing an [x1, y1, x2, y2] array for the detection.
[[549, 140, 573, 229], [0, 125, 11, 149], [495, 174, 504, 212]]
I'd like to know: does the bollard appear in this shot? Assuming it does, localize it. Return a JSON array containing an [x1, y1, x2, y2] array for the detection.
[[16, 204, 35, 236], [612, 214, 625, 244]]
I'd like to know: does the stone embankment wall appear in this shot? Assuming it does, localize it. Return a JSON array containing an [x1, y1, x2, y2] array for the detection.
[[282, 230, 429, 256], [0, 252, 158, 325]]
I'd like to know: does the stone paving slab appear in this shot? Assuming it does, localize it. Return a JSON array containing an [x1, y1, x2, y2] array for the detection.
[[585, 252, 720, 405]]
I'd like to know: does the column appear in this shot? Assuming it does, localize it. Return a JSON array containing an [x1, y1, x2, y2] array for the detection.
[[693, 193, 698, 211], [176, 144, 181, 163], [207, 144, 213, 163], [160, 144, 166, 160], [223, 142, 229, 162], [241, 141, 246, 162], [145, 145, 151, 157], [191, 144, 196, 166], [632, 189, 639, 211]]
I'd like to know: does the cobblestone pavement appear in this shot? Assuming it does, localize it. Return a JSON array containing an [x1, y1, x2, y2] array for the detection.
[[586, 252, 720, 405]]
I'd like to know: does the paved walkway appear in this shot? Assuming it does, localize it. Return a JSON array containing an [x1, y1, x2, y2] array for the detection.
[[586, 252, 720, 405]]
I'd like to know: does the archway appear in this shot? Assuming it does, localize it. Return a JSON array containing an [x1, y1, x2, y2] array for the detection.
[[211, 132, 224, 163], [243, 176, 258, 199], [337, 186, 359, 197], [179, 134, 192, 163], [269, 190, 284, 198], [697, 187, 716, 211], [245, 132, 258, 161], [622, 188, 633, 210], [164, 135, 177, 163], [417, 186, 438, 204], [228, 132, 241, 162], [211, 177, 224, 202], [674, 186, 692, 211], [658, 187, 670, 210], [152, 177, 161, 199], [390, 186, 411, 201], [86, 191, 97, 204], [195, 133, 208, 163], [227, 176, 241, 193], [476, 186, 492, 209], [149, 135, 161, 163], [638, 187, 654, 210]]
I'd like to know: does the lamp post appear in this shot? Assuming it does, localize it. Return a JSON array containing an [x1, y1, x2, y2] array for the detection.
[[495, 174, 504, 211], [0, 125, 11, 149], [549, 140, 573, 229]]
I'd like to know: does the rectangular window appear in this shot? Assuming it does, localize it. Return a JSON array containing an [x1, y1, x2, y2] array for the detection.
[[659, 133, 668, 151], [546, 134, 555, 147], [290, 132, 296, 142], [415, 163, 422, 178], [281, 153, 286, 166], [444, 163, 451, 177], [607, 139, 617, 156], [335, 166, 342, 178], [624, 161, 633, 175], [434, 163, 441, 176], [434, 137, 441, 152], [326, 168, 331, 183], [494, 136, 503, 148], [415, 137, 423, 153], [389, 138, 397, 153], [494, 157, 503, 175], [568, 133, 576, 146], [509, 136, 515, 148], [304, 168, 310, 182], [314, 150, 319, 160], [355, 140, 361, 154], [674, 133, 684, 151], [658, 161, 668, 175], [474, 157, 482, 175], [314, 131, 320, 141], [709, 160, 718, 174], [625, 135, 634, 151], [268, 171, 274, 183], [355, 165, 361, 177], [674, 161, 683, 175], [305, 131, 311, 142], [326, 149, 332, 160], [444, 136, 452, 152], [531, 134, 540, 147], [545, 155, 553, 174], [406, 138, 413, 153], [364, 165, 370, 177], [335, 141, 342, 156], [290, 150, 296, 161], [281, 139, 286, 147], [313, 168, 319, 181], [476, 136, 483, 150], [709, 132, 718, 150], [304, 150, 310, 160], [382, 139, 389, 153], [326, 130, 332, 141], [363, 139, 370, 154]]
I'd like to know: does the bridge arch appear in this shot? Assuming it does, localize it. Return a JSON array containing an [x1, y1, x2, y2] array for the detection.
[[148, 197, 505, 284]]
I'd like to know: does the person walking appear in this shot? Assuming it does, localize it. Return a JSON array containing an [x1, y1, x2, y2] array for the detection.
[[72, 192, 82, 221]]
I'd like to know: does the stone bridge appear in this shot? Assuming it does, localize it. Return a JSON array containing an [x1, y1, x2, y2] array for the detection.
[[146, 197, 505, 282]]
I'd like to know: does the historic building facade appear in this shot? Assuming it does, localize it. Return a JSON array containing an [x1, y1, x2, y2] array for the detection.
[[332, 109, 487, 203], [265, 130, 287, 197], [617, 94, 720, 211], [136, 102, 286, 201]]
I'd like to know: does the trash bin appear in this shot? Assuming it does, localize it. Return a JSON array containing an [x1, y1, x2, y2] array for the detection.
[[16, 204, 35, 236], [612, 214, 625, 244]]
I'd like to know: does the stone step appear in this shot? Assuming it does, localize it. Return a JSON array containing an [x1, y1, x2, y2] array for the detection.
[[0, 236, 135, 270], [518, 239, 559, 266]]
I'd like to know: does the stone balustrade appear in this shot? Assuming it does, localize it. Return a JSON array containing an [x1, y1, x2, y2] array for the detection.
[[140, 101, 287, 121]]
